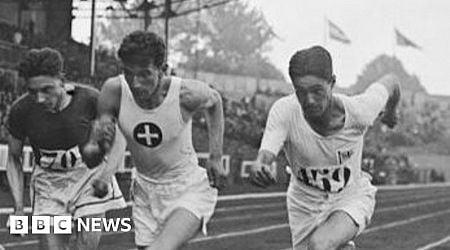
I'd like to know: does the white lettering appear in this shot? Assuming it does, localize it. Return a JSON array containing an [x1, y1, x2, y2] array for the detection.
[[102, 218, 121, 232], [120, 218, 132, 232], [9, 216, 28, 235], [54, 216, 72, 234], [77, 218, 90, 232], [91, 218, 102, 232], [31, 216, 50, 234]]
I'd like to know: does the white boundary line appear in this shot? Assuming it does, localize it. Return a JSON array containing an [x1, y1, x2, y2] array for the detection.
[[377, 182, 450, 190], [3, 196, 449, 233], [219, 182, 450, 202], [4, 206, 450, 248], [190, 223, 288, 243], [212, 211, 285, 223], [215, 203, 283, 213], [196, 207, 450, 244], [212, 196, 450, 225], [0, 207, 32, 215], [3, 188, 448, 216], [218, 192, 285, 201], [2, 182, 449, 215], [377, 190, 450, 206], [377, 197, 450, 213], [378, 186, 450, 199], [1, 240, 39, 248], [363, 208, 450, 234], [277, 209, 450, 250], [416, 235, 450, 250], [0, 192, 287, 215]]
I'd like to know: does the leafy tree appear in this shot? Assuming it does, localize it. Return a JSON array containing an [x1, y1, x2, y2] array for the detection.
[[350, 54, 425, 95], [353, 54, 448, 185], [95, 0, 284, 80], [174, 1, 283, 79], [96, 15, 144, 52]]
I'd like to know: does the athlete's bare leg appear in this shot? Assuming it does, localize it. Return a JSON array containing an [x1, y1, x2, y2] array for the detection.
[[339, 240, 356, 250], [138, 208, 201, 250], [308, 211, 359, 250], [71, 213, 104, 250], [40, 233, 70, 250]]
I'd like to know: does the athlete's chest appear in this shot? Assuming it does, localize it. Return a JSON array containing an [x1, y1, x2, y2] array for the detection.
[[287, 125, 364, 193], [288, 113, 362, 164], [120, 98, 185, 149], [26, 99, 95, 149]]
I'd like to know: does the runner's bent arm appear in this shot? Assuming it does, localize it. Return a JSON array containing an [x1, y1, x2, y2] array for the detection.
[[82, 78, 121, 168], [352, 74, 401, 128], [251, 99, 289, 187], [378, 74, 401, 128], [180, 80, 225, 188], [252, 149, 278, 187], [6, 135, 25, 214], [201, 87, 223, 162]]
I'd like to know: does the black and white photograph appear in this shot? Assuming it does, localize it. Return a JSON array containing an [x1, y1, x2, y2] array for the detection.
[[0, 0, 449, 249]]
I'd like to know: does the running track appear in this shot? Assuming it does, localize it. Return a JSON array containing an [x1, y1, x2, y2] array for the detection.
[[1, 183, 450, 250]]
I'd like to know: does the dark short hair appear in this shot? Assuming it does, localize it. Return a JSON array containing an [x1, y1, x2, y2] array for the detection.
[[18, 47, 64, 79], [288, 46, 333, 82], [118, 31, 166, 69]]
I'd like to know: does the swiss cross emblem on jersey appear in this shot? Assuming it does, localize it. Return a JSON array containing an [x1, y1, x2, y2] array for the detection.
[[133, 122, 163, 148]]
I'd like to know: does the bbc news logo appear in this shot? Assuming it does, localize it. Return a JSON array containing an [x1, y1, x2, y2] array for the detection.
[[9, 216, 132, 235]]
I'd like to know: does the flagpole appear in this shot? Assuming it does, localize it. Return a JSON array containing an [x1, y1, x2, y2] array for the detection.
[[392, 10, 396, 58], [392, 27, 397, 58], [323, 15, 328, 47]]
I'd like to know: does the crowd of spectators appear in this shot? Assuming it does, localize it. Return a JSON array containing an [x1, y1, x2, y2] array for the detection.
[[1, 20, 446, 184], [0, 90, 19, 143], [0, 22, 23, 44], [0, 66, 21, 143], [193, 95, 268, 148]]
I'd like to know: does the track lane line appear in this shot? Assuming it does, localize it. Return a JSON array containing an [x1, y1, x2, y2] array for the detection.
[[416, 235, 450, 250], [4, 207, 450, 248]]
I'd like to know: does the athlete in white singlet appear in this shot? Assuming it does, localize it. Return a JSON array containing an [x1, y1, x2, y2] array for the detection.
[[82, 31, 226, 250], [249, 46, 400, 250]]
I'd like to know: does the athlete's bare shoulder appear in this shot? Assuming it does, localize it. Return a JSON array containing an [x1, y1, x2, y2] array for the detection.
[[66, 83, 100, 102], [102, 76, 122, 91], [69, 82, 99, 93], [270, 94, 298, 114], [179, 78, 220, 113], [98, 75, 123, 117], [10, 93, 31, 111]]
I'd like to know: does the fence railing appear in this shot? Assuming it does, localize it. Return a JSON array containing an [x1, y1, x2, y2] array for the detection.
[[0, 145, 231, 175], [240, 160, 278, 178], [0, 40, 26, 66]]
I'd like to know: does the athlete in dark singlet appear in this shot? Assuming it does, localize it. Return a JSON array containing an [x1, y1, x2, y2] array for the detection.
[[6, 47, 126, 250]]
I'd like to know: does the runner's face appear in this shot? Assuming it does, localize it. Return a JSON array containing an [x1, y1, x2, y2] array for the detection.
[[292, 75, 332, 118], [27, 75, 65, 112], [124, 62, 162, 99]]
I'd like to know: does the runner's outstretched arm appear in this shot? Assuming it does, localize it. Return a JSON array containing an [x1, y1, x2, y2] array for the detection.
[[249, 99, 288, 188], [249, 150, 278, 188]]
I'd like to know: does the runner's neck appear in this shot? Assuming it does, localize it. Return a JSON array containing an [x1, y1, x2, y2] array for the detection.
[[305, 96, 345, 136]]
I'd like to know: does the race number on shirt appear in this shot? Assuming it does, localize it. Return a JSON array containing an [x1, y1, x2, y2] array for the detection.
[[38, 146, 83, 170], [296, 165, 351, 193]]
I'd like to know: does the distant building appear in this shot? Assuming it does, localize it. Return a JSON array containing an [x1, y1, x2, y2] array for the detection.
[[0, 0, 72, 42], [178, 68, 293, 99], [408, 154, 450, 183]]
